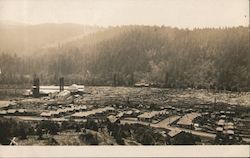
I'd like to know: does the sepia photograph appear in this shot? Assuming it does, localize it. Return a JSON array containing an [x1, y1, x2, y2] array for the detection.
[[0, 0, 249, 157]]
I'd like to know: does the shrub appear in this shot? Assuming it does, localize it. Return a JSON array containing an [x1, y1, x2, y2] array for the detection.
[[79, 133, 99, 145]]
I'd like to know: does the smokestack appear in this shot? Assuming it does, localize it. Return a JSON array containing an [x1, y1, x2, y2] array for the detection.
[[59, 77, 64, 91], [33, 78, 40, 98]]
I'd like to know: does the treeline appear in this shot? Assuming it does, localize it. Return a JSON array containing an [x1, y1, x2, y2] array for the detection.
[[0, 117, 200, 145], [0, 26, 249, 91]]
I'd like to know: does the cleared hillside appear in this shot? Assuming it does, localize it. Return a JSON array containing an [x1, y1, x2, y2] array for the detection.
[[0, 23, 102, 55]]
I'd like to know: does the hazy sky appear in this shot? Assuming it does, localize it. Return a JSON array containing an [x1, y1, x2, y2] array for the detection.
[[0, 0, 248, 28]]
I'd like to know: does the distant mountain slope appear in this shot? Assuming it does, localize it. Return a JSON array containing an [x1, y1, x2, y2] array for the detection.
[[0, 25, 249, 91], [0, 22, 102, 55]]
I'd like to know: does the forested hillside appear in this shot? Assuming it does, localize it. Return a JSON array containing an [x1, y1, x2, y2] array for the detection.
[[0, 25, 249, 91]]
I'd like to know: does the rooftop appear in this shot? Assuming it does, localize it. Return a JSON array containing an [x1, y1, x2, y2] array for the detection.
[[0, 110, 7, 115], [40, 112, 51, 117], [7, 109, 16, 114], [177, 112, 201, 126], [168, 129, 182, 137], [18, 109, 26, 113], [116, 112, 124, 118], [71, 107, 113, 118], [107, 115, 118, 123], [138, 110, 167, 119], [217, 119, 225, 126], [216, 127, 223, 132]]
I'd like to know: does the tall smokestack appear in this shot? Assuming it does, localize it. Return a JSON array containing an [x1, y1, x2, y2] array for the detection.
[[33, 78, 40, 98], [59, 77, 64, 91]]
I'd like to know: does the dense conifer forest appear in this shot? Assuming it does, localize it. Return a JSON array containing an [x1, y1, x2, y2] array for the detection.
[[0, 25, 249, 91]]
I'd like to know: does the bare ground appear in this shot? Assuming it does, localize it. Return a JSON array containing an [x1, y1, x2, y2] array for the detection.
[[82, 86, 250, 107]]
